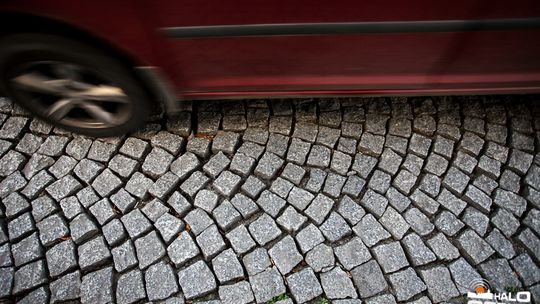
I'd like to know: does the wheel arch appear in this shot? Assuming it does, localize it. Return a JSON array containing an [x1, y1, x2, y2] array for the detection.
[[0, 11, 169, 114]]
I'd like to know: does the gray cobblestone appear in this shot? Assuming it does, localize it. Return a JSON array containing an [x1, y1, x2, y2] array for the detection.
[[420, 266, 460, 303], [78, 236, 111, 271], [353, 214, 391, 247], [306, 243, 335, 272], [197, 224, 226, 260], [70, 213, 99, 244], [145, 261, 179, 300], [351, 259, 387, 298], [80, 266, 113, 304], [402, 233, 437, 266], [117, 269, 146, 304], [135, 230, 165, 269], [178, 260, 217, 299]]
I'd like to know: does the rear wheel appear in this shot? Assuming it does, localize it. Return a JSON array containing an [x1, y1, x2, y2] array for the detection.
[[0, 34, 151, 137]]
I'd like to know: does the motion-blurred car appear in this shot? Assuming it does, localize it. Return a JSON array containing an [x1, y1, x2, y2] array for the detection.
[[0, 0, 539, 136]]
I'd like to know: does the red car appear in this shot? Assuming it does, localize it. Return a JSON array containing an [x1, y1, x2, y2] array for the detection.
[[0, 0, 539, 136]]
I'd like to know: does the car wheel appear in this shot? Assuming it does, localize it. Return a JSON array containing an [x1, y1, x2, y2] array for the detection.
[[0, 33, 151, 137]]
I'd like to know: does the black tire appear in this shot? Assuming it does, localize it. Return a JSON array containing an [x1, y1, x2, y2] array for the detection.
[[0, 33, 151, 137]]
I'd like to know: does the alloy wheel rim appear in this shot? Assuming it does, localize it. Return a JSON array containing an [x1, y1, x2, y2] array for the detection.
[[9, 61, 132, 129]]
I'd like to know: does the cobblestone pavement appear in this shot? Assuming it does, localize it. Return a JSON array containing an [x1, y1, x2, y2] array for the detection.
[[0, 95, 539, 304]]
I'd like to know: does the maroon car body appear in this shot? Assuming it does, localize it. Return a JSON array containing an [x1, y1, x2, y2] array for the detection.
[[1, 0, 540, 101]]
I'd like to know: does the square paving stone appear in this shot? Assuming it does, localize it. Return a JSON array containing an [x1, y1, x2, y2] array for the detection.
[[102, 218, 127, 246], [334, 236, 371, 270], [323, 172, 347, 198], [109, 154, 138, 178], [49, 155, 77, 179], [510, 253, 540, 287], [480, 259, 523, 292], [306, 144, 331, 168], [145, 261, 179, 301], [493, 189, 527, 217], [295, 223, 324, 254], [80, 266, 113, 303], [46, 239, 76, 277], [342, 175, 365, 198], [212, 131, 241, 155], [373, 241, 409, 273], [186, 137, 212, 158], [13, 259, 48, 295], [268, 235, 303, 275], [141, 199, 169, 222], [321, 267, 357, 299], [238, 141, 265, 159], [276, 206, 307, 233], [12, 232, 43, 267], [87, 140, 117, 162], [76, 186, 99, 209], [351, 259, 387, 298], [226, 225, 256, 255], [337, 196, 365, 225], [50, 271, 81, 303], [486, 228, 516, 259], [426, 233, 460, 261], [31, 196, 58, 224], [109, 188, 136, 213], [197, 224, 226, 260], [404, 207, 434, 236], [379, 207, 410, 239], [180, 171, 209, 198], [448, 257, 482, 294], [141, 148, 174, 178], [402, 233, 437, 266], [249, 213, 282, 246], [73, 158, 105, 184], [461, 207, 489, 236], [183, 207, 213, 235], [255, 152, 284, 179], [212, 200, 241, 231], [58, 196, 83, 220], [287, 267, 323, 303], [78, 236, 111, 271], [3, 192, 30, 219], [304, 193, 334, 225], [149, 171, 180, 199], [112, 241, 138, 272], [170, 152, 200, 180], [229, 152, 256, 176], [305, 243, 334, 273], [442, 166, 470, 195], [92, 168, 123, 197], [250, 267, 286, 303], [352, 214, 391, 247], [388, 267, 427, 301], [243, 247, 271, 276], [116, 269, 146, 304], [319, 211, 351, 242], [212, 248, 244, 283], [240, 176, 266, 199], [125, 172, 153, 199], [70, 213, 99, 244], [410, 189, 440, 215], [8, 212, 36, 242], [434, 210, 464, 236], [177, 260, 217, 299], [281, 162, 306, 185], [203, 151, 230, 178], [231, 193, 259, 218], [167, 191, 191, 216], [36, 213, 68, 246], [286, 138, 311, 165], [437, 188, 466, 216], [89, 198, 116, 225], [456, 229, 495, 265], [46, 175, 82, 201], [119, 139, 150, 160], [134, 230, 166, 269], [121, 209, 152, 239], [154, 213, 184, 244], [214, 170, 241, 197], [37, 136, 69, 157], [419, 266, 460, 303], [256, 190, 286, 218], [150, 131, 184, 155], [219, 281, 254, 304]]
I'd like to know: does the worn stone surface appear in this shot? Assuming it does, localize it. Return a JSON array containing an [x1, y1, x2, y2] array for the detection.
[[1, 97, 539, 303]]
